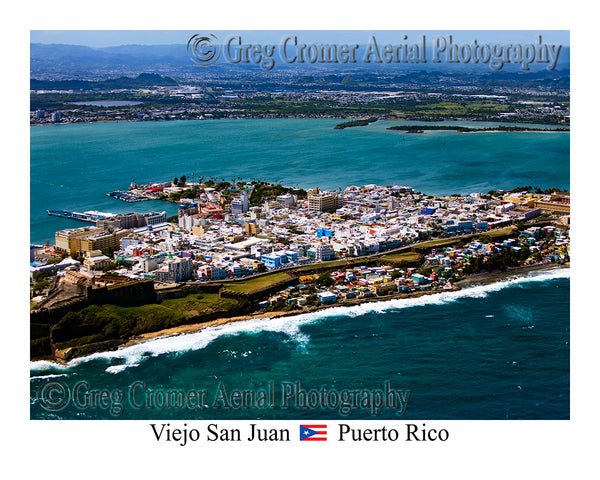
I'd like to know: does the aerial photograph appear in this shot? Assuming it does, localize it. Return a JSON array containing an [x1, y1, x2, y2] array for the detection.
[[29, 30, 570, 421]]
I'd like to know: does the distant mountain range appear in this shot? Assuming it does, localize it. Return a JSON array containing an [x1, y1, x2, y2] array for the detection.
[[30, 73, 178, 91], [30, 43, 570, 79]]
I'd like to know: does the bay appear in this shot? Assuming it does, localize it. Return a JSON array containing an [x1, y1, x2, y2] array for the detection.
[[30, 119, 569, 244]]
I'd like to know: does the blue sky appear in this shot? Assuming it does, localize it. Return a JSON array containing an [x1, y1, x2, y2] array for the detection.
[[30, 30, 569, 48]]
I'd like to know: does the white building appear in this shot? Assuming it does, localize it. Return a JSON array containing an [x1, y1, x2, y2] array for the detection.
[[231, 193, 250, 216], [154, 257, 193, 282], [276, 193, 296, 207], [146, 211, 167, 225], [137, 255, 161, 273]]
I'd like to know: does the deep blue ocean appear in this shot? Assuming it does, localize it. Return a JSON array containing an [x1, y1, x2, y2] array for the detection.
[[30, 119, 569, 419]]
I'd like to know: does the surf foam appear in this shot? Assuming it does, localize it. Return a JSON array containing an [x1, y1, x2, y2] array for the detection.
[[30, 267, 569, 375]]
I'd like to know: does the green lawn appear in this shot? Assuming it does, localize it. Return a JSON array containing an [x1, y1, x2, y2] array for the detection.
[[159, 293, 240, 316], [223, 272, 293, 293], [381, 252, 422, 264], [486, 226, 518, 237], [413, 238, 463, 249], [52, 293, 243, 349]]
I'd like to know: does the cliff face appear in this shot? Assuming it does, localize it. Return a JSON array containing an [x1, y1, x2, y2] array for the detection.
[[30, 279, 157, 358], [86, 281, 157, 306], [30, 279, 258, 361]]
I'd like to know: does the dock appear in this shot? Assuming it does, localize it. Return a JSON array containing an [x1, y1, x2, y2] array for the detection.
[[47, 210, 115, 223]]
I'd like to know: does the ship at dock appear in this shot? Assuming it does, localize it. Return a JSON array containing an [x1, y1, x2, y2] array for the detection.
[[46, 210, 116, 223]]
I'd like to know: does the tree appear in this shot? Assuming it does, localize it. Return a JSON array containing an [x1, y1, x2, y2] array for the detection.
[[173, 177, 178, 185], [306, 294, 319, 306], [317, 272, 334, 287]]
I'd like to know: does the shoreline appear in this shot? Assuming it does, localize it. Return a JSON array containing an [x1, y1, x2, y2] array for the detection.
[[31, 262, 569, 366], [387, 127, 569, 134], [31, 117, 570, 130], [454, 262, 568, 287]]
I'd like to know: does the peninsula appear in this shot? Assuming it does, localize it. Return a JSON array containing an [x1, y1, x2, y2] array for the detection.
[[30, 181, 570, 362]]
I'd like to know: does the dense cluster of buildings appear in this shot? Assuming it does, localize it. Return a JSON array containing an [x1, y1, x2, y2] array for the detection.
[[31, 180, 570, 295], [30, 78, 570, 126], [262, 224, 569, 308]]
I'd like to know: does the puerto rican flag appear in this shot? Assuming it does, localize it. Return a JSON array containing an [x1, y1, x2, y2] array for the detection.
[[300, 424, 327, 441]]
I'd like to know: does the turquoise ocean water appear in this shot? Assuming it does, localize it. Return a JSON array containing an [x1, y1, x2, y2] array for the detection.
[[30, 119, 569, 244], [29, 119, 569, 419]]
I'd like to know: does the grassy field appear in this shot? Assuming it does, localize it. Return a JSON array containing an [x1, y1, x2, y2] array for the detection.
[[381, 252, 422, 264], [222, 271, 293, 293], [413, 238, 464, 249], [394, 100, 511, 118], [52, 292, 242, 349], [293, 251, 422, 273], [486, 226, 518, 237], [159, 293, 241, 316]]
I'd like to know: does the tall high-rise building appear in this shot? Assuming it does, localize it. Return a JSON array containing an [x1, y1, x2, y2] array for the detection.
[[231, 192, 250, 216]]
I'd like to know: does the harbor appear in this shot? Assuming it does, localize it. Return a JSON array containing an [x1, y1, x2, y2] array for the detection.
[[106, 190, 152, 202]]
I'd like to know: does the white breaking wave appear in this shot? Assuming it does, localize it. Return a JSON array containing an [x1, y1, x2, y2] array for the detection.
[[30, 360, 70, 372], [30, 267, 569, 375], [30, 373, 68, 381]]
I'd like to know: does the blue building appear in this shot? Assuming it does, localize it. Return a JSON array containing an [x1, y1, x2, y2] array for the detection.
[[318, 291, 337, 304]]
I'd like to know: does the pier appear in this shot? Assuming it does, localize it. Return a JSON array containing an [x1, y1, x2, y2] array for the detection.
[[46, 210, 115, 223]]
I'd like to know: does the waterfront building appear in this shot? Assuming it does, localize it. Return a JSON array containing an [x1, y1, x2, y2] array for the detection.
[[502, 192, 543, 207], [97, 212, 144, 231], [96, 211, 167, 231], [308, 192, 339, 212], [534, 193, 570, 214], [317, 291, 337, 304]]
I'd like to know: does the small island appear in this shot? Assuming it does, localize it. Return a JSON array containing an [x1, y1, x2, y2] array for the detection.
[[387, 125, 570, 133], [334, 117, 378, 129]]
